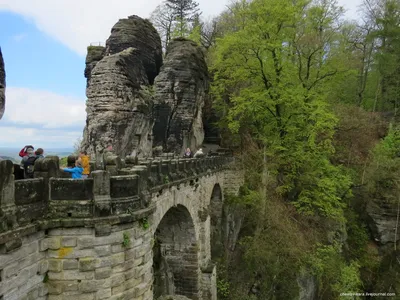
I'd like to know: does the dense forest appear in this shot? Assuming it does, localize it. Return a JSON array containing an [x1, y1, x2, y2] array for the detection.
[[152, 0, 400, 299]]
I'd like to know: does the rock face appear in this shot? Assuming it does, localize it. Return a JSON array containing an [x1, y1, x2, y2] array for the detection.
[[367, 198, 400, 248], [153, 38, 209, 154], [84, 45, 105, 87], [105, 15, 163, 84], [81, 16, 163, 158], [0, 48, 5, 120], [157, 296, 192, 300]]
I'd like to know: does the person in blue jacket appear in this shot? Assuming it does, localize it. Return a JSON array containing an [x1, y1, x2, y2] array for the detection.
[[60, 159, 84, 179]]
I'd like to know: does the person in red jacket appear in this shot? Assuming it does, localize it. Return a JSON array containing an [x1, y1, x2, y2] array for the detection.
[[19, 145, 34, 158]]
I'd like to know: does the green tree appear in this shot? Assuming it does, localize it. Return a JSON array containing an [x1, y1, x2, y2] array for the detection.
[[212, 0, 351, 221], [166, 0, 200, 37], [361, 0, 400, 112], [188, 13, 202, 44]]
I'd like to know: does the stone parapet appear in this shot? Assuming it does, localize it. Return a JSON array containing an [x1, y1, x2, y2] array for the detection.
[[0, 156, 232, 245], [0, 154, 238, 300]]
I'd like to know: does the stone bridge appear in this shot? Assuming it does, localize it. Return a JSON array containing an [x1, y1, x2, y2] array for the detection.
[[0, 155, 243, 300]]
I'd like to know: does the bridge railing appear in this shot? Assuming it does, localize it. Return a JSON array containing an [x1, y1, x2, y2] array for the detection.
[[89, 41, 105, 47], [0, 155, 233, 244]]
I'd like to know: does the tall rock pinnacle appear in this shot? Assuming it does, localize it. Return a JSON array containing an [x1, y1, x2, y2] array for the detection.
[[152, 38, 209, 154], [81, 15, 163, 158]]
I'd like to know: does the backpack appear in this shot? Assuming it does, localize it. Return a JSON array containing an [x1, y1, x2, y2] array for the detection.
[[24, 156, 37, 177]]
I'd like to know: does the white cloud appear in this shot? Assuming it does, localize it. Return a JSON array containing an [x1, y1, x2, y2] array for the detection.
[[0, 0, 232, 56], [0, 87, 85, 147], [0, 126, 82, 148], [2, 87, 86, 128]]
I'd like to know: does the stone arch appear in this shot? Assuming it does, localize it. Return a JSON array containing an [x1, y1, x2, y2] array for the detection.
[[209, 184, 224, 260], [153, 204, 200, 300]]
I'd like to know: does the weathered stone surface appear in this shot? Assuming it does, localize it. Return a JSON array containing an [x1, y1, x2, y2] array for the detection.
[[82, 15, 162, 158], [0, 155, 239, 300], [84, 45, 105, 87], [157, 295, 193, 300], [81, 48, 155, 158], [297, 271, 317, 300], [367, 197, 400, 247], [105, 15, 162, 84], [0, 47, 5, 120], [153, 38, 209, 155]]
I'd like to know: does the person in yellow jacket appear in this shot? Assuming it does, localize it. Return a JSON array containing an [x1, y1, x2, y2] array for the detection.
[[78, 151, 90, 178]]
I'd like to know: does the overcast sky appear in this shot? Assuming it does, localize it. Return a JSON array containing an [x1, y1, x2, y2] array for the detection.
[[0, 0, 364, 149]]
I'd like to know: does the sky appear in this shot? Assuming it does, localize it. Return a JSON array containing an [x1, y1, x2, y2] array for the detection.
[[0, 0, 364, 149]]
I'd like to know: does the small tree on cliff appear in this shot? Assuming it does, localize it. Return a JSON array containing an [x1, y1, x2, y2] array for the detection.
[[166, 0, 200, 37]]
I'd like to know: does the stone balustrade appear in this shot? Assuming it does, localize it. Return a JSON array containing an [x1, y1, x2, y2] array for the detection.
[[0, 155, 233, 245]]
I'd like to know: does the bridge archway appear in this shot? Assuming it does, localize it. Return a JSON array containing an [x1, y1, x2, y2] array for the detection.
[[210, 184, 223, 260], [153, 204, 200, 299]]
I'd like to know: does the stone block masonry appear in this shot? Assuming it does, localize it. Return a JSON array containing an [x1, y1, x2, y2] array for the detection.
[[43, 223, 153, 300], [0, 231, 47, 300], [0, 155, 242, 300]]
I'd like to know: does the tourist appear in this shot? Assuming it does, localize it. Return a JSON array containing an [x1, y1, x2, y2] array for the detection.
[[35, 148, 45, 158], [20, 146, 37, 178], [60, 160, 84, 179], [193, 148, 204, 158], [79, 150, 90, 178], [19, 145, 34, 158], [183, 147, 192, 158]]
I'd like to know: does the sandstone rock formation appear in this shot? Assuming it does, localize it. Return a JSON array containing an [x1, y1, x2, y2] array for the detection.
[[84, 45, 105, 87], [153, 38, 209, 154], [105, 15, 162, 84], [81, 15, 163, 158], [157, 296, 192, 300], [0, 47, 5, 120], [367, 199, 400, 248]]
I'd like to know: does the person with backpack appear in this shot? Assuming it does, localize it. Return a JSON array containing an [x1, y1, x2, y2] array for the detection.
[[19, 145, 34, 158], [35, 148, 45, 158], [20, 146, 37, 178]]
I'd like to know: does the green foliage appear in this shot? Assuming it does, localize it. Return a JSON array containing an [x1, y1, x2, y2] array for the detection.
[[345, 210, 369, 261], [87, 45, 104, 52], [59, 157, 68, 167], [225, 186, 262, 207], [43, 272, 49, 283], [211, 0, 351, 222], [188, 24, 202, 44], [373, 124, 400, 160], [139, 218, 150, 230], [217, 278, 230, 299], [188, 13, 202, 44], [163, 175, 170, 184], [122, 232, 130, 247], [366, 124, 400, 203], [307, 243, 362, 298], [373, 250, 400, 294]]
